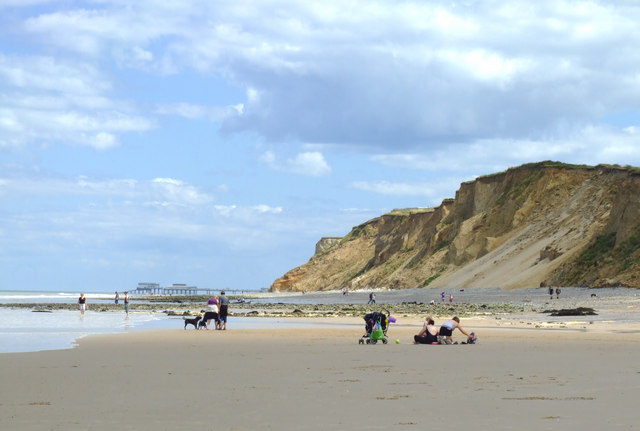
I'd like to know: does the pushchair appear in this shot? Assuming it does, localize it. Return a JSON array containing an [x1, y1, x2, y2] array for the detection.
[[358, 310, 395, 344]]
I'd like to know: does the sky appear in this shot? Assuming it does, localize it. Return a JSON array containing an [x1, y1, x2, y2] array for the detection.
[[1, 0, 639, 292]]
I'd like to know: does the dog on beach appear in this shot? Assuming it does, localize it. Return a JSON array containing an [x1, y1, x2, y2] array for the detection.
[[198, 319, 207, 330], [183, 316, 202, 330]]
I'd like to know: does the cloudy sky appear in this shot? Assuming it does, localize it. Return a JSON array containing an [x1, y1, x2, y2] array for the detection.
[[1, 0, 639, 292]]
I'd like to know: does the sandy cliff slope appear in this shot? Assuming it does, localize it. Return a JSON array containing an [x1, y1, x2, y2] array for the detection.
[[271, 162, 640, 292]]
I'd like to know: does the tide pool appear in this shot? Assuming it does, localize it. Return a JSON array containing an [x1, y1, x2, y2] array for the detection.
[[0, 308, 358, 354]]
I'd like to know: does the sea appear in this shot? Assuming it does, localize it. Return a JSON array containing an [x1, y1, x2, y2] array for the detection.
[[0, 290, 345, 354]]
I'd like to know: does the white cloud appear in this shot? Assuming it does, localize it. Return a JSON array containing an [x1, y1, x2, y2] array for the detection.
[[4, 1, 640, 153], [214, 203, 283, 218], [350, 179, 460, 205], [155, 102, 243, 121], [260, 150, 331, 176], [149, 178, 214, 206], [0, 174, 215, 208], [253, 204, 283, 214], [351, 180, 429, 196], [0, 54, 154, 149], [288, 152, 331, 176]]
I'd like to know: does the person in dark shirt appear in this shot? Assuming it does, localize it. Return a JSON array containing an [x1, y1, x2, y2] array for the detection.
[[218, 291, 230, 330]]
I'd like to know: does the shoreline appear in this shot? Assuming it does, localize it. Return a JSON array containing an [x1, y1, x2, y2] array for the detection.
[[2, 286, 638, 354], [3, 285, 638, 317]]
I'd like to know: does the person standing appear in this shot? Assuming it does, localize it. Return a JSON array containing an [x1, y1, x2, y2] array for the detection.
[[203, 296, 220, 330], [124, 291, 130, 318], [549, 286, 554, 299], [555, 287, 561, 299], [218, 290, 230, 330], [368, 292, 376, 304], [114, 291, 119, 305], [77, 293, 88, 316], [441, 291, 446, 303]]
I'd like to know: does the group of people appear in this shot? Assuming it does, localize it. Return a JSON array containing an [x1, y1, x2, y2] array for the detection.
[[202, 291, 230, 330], [413, 316, 475, 345], [440, 291, 454, 303], [77, 291, 130, 317]]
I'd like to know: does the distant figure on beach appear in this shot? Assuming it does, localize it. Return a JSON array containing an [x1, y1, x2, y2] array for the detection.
[[449, 294, 453, 303], [441, 291, 445, 303], [439, 317, 472, 344], [549, 286, 554, 299], [555, 287, 561, 299], [124, 291, 130, 318], [368, 292, 376, 304], [414, 316, 439, 344], [114, 291, 119, 305], [77, 293, 87, 316], [218, 291, 229, 330], [204, 296, 220, 330]]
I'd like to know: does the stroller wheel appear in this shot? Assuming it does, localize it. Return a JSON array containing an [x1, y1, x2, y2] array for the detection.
[[382, 339, 388, 344], [359, 339, 364, 344], [370, 339, 377, 344]]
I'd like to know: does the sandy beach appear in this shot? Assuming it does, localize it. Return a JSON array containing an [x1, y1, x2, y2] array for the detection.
[[1, 312, 639, 431]]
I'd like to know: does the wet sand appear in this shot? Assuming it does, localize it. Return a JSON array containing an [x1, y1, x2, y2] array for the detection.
[[1, 313, 639, 431]]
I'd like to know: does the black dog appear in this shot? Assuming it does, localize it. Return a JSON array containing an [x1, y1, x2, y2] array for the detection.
[[198, 319, 207, 329], [183, 316, 202, 330]]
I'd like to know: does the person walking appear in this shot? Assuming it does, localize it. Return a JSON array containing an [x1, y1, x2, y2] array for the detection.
[[368, 292, 376, 304], [114, 291, 119, 305]]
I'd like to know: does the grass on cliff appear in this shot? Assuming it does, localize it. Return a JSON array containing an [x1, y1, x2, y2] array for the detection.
[[342, 221, 377, 242], [479, 161, 594, 180], [568, 225, 640, 283], [387, 207, 434, 216]]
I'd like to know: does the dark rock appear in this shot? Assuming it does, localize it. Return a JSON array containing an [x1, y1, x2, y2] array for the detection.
[[543, 307, 597, 316]]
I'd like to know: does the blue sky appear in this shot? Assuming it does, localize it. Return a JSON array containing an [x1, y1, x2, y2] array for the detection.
[[1, 0, 639, 292]]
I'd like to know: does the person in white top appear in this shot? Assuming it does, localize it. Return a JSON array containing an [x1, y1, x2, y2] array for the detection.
[[438, 316, 472, 343]]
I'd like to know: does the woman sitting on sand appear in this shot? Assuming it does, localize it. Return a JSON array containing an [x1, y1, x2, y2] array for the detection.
[[414, 316, 439, 344], [439, 316, 472, 344], [203, 296, 220, 330]]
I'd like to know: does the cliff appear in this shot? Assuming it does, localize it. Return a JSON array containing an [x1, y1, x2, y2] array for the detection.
[[270, 162, 640, 292]]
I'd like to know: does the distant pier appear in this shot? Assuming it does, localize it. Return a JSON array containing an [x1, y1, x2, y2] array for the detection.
[[132, 282, 249, 296]]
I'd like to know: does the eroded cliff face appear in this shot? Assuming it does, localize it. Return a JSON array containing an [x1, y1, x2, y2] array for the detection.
[[270, 163, 640, 292]]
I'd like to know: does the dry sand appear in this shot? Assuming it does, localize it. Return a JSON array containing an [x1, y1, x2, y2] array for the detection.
[[1, 316, 639, 431]]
